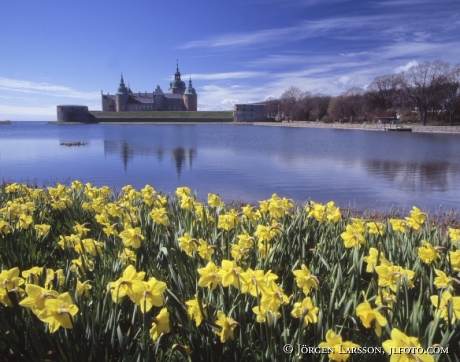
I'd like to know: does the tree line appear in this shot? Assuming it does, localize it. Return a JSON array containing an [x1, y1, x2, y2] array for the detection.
[[263, 60, 460, 126]]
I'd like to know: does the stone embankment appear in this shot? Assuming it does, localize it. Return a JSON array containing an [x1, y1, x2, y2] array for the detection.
[[256, 121, 460, 134]]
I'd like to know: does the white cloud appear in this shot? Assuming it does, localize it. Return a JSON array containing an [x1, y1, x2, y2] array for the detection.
[[192, 71, 267, 80], [221, 99, 239, 106], [394, 60, 419, 73], [0, 77, 99, 100]]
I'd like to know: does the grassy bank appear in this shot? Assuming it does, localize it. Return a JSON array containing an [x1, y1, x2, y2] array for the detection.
[[90, 111, 233, 119], [0, 182, 459, 361]]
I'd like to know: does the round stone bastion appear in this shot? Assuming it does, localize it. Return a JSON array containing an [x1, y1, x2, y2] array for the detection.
[[57, 105, 90, 123]]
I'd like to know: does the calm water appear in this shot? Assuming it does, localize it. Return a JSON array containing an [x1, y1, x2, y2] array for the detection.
[[1, 121, 460, 212]]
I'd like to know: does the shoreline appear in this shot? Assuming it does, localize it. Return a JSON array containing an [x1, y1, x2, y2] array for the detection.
[[255, 121, 460, 134]]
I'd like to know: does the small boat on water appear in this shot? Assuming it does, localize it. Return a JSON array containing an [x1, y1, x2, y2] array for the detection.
[[0, 120, 11, 124]]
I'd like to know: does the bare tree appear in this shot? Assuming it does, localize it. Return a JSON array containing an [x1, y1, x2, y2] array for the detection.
[[281, 86, 302, 121], [365, 74, 403, 111], [401, 60, 449, 126], [439, 64, 460, 126]]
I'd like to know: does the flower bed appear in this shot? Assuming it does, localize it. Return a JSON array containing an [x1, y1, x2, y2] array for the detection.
[[0, 182, 459, 361]]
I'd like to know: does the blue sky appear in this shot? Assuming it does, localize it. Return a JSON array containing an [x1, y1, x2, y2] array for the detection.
[[1, 0, 459, 121]]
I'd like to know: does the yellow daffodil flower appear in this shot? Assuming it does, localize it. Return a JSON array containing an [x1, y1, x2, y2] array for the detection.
[[214, 311, 238, 343], [178, 233, 198, 256], [433, 269, 452, 289], [418, 241, 441, 264], [136, 277, 167, 313], [76, 280, 92, 297], [197, 261, 220, 290], [240, 268, 268, 296], [291, 297, 319, 327], [150, 308, 170, 341], [356, 292, 387, 336], [37, 292, 79, 333], [109, 265, 145, 303], [217, 260, 243, 289], [341, 224, 366, 249], [367, 221, 385, 236], [405, 206, 426, 230], [390, 219, 407, 233], [19, 284, 59, 315], [292, 264, 319, 295], [363, 247, 390, 273], [375, 265, 415, 292], [252, 305, 281, 325], [382, 328, 434, 362], [318, 330, 360, 362], [119, 227, 144, 248], [186, 295, 207, 326], [431, 290, 460, 324], [34, 224, 51, 237]]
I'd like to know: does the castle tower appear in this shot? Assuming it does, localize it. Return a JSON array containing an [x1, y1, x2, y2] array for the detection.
[[183, 77, 197, 111], [115, 73, 129, 112], [168, 61, 186, 95]]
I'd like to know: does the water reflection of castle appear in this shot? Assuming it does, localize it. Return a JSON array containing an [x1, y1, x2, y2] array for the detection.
[[103, 140, 197, 178]]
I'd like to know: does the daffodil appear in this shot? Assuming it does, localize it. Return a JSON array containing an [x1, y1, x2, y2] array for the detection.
[[375, 289, 396, 308], [178, 233, 198, 256], [136, 277, 167, 313], [450, 250, 460, 271], [292, 264, 318, 295], [119, 227, 144, 248], [22, 266, 43, 285], [109, 265, 145, 303], [208, 193, 223, 208], [375, 265, 415, 292], [150, 308, 170, 341], [73, 222, 90, 236], [367, 221, 385, 236], [118, 248, 137, 265], [341, 224, 366, 249], [363, 247, 390, 273], [240, 268, 268, 296], [214, 311, 238, 343], [433, 269, 452, 289], [449, 228, 460, 245], [390, 219, 407, 233], [382, 328, 434, 362], [405, 206, 426, 230], [76, 280, 92, 297], [19, 284, 59, 314], [431, 290, 460, 324], [318, 330, 360, 362], [0, 267, 25, 307], [175, 187, 191, 198], [17, 213, 33, 229], [197, 261, 220, 290], [252, 305, 281, 325], [418, 241, 440, 264], [260, 282, 289, 310], [196, 239, 215, 260], [186, 295, 207, 326], [150, 207, 168, 226], [0, 218, 11, 237], [356, 292, 387, 336], [34, 224, 51, 237], [291, 297, 319, 327], [217, 210, 239, 231], [217, 260, 243, 289], [37, 292, 79, 333]]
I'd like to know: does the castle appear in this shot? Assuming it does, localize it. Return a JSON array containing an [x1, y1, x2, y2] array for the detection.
[[101, 63, 197, 112]]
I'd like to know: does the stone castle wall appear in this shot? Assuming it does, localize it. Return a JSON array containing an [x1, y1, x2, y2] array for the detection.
[[57, 106, 90, 122]]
